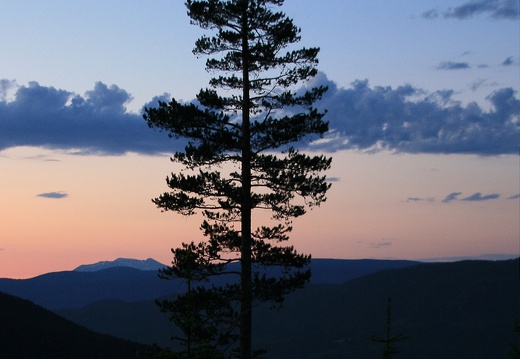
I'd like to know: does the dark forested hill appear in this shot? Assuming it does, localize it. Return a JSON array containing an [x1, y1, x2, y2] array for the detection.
[[0, 291, 152, 359], [253, 258, 520, 359], [59, 259, 520, 359]]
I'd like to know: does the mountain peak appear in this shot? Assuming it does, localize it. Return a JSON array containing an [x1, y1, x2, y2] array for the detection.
[[74, 258, 166, 272]]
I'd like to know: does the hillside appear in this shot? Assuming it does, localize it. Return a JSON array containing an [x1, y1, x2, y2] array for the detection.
[[0, 291, 152, 359], [253, 258, 520, 358], [58, 259, 520, 359]]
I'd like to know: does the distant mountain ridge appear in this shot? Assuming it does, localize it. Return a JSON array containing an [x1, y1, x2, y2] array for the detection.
[[0, 267, 171, 310], [0, 258, 418, 310], [74, 257, 166, 272]]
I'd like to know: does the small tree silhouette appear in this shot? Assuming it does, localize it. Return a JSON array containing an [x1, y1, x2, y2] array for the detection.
[[155, 244, 236, 358], [369, 297, 408, 359], [511, 320, 520, 359]]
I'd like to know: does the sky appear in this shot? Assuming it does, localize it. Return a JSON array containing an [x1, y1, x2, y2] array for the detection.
[[1, 0, 519, 278]]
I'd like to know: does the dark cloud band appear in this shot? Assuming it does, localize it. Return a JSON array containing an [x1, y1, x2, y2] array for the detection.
[[0, 81, 178, 155], [1, 75, 519, 156], [307, 73, 520, 155]]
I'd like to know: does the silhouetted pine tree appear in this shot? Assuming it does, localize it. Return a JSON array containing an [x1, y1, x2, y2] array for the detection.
[[143, 1, 330, 358], [511, 321, 520, 359], [370, 297, 408, 359]]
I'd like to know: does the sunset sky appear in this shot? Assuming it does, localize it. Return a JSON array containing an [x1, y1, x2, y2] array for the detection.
[[1, 0, 519, 278]]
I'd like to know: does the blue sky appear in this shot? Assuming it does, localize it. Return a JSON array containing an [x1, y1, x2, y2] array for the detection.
[[0, 0, 519, 277], [1, 0, 518, 155]]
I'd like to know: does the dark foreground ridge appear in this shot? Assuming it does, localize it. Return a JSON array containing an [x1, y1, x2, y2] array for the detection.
[[0, 291, 152, 359], [253, 258, 520, 358]]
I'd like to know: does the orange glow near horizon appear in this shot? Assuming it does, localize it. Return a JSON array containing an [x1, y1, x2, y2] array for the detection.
[[1, 147, 519, 279]]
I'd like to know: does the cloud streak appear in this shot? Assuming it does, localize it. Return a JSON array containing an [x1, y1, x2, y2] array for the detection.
[[502, 56, 514, 66], [442, 192, 462, 203], [423, 0, 519, 20], [37, 191, 68, 199], [408, 191, 512, 203], [405, 197, 435, 203], [461, 192, 500, 201], [436, 61, 471, 70], [441, 191, 501, 203], [370, 240, 393, 249], [1, 75, 519, 156]]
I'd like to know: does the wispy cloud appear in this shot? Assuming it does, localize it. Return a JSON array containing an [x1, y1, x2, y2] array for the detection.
[[370, 239, 393, 249], [409, 191, 507, 203], [442, 191, 501, 203], [36, 191, 68, 199], [326, 177, 341, 182], [442, 192, 462, 203], [461, 192, 500, 201], [445, 0, 519, 20], [423, 0, 519, 20], [405, 197, 435, 203], [436, 61, 471, 70], [422, 9, 440, 19], [470, 79, 488, 91], [502, 56, 514, 66], [25, 155, 61, 162]]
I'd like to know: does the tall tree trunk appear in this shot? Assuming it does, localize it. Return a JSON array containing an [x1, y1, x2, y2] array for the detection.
[[239, 1, 252, 358]]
